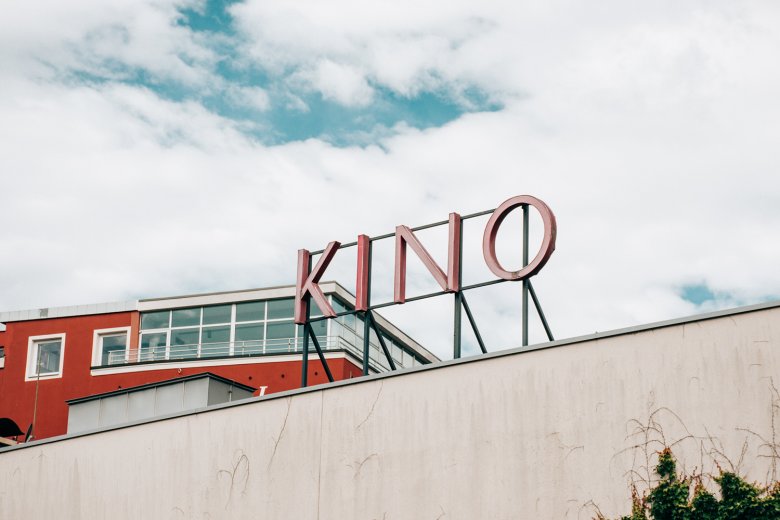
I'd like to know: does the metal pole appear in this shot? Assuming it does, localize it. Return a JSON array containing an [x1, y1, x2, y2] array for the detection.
[[522, 204, 529, 347], [362, 242, 373, 376], [368, 313, 397, 371], [301, 256, 312, 388], [461, 293, 487, 354], [528, 280, 554, 342], [307, 324, 334, 382], [453, 216, 464, 359]]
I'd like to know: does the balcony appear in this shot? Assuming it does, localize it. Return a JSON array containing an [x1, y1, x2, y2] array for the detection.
[[105, 333, 401, 372]]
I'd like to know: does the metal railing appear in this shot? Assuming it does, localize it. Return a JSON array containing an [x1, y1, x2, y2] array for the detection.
[[106, 335, 366, 366]]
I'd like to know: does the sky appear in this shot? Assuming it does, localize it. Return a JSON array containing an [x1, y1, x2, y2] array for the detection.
[[2, 0, 780, 358]]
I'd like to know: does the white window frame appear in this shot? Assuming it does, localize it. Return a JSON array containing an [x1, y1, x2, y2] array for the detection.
[[92, 327, 131, 366], [0, 346, 5, 369], [25, 333, 66, 381]]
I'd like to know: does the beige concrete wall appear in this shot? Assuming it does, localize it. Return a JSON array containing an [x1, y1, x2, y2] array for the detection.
[[1, 305, 779, 519]]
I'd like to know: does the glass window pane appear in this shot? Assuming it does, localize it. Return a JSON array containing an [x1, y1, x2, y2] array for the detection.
[[332, 297, 347, 314], [267, 299, 294, 320], [141, 311, 169, 330], [235, 324, 263, 355], [235, 323, 263, 341], [170, 328, 199, 359], [140, 332, 167, 361], [266, 321, 295, 353], [36, 340, 61, 374], [308, 301, 323, 317], [101, 334, 127, 365], [391, 343, 403, 364], [201, 326, 230, 357], [312, 319, 327, 339], [171, 308, 201, 327], [203, 305, 231, 325], [171, 328, 199, 345], [236, 301, 265, 322], [201, 326, 229, 343], [297, 320, 329, 350], [341, 311, 356, 330]]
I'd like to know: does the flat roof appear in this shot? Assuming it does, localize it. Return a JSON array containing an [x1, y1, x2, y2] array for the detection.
[[66, 372, 256, 405], [0, 282, 339, 323]]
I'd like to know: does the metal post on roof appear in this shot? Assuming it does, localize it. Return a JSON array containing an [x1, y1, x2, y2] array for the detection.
[[453, 215, 464, 359], [360, 236, 373, 376], [461, 293, 487, 354], [528, 280, 554, 342], [522, 203, 529, 347], [367, 312, 396, 371], [301, 256, 312, 388], [307, 323, 334, 382]]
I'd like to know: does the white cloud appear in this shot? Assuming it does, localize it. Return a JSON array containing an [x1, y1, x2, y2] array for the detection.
[[225, 85, 271, 111], [296, 60, 374, 107], [2, 0, 780, 359], [0, 0, 216, 86]]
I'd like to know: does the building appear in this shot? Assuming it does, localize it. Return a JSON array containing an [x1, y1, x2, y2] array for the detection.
[[0, 300, 778, 518], [0, 281, 436, 442]]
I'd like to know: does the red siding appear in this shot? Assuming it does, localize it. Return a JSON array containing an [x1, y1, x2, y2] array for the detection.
[[0, 312, 361, 440]]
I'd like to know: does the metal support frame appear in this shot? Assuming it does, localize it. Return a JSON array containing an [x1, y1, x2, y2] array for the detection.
[[300, 202, 554, 385], [460, 293, 487, 354], [306, 323, 334, 382], [362, 240, 373, 376], [301, 256, 312, 388], [453, 215, 464, 359], [522, 204, 529, 347], [366, 311, 397, 371], [528, 280, 554, 342]]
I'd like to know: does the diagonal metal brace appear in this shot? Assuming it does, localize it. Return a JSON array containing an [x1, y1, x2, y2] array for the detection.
[[367, 311, 397, 371], [306, 323, 334, 382], [527, 280, 554, 342], [460, 293, 488, 354]]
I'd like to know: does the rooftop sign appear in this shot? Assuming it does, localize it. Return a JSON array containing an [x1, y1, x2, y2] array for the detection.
[[294, 195, 557, 387]]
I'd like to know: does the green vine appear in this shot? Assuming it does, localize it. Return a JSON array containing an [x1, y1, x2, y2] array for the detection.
[[604, 447, 780, 519]]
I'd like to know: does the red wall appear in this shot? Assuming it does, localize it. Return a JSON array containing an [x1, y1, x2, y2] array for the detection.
[[0, 313, 362, 440]]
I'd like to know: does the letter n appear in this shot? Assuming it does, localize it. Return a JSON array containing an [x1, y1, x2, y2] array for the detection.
[[394, 213, 461, 303]]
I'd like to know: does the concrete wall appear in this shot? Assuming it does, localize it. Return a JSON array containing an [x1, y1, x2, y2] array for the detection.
[[1, 304, 779, 519]]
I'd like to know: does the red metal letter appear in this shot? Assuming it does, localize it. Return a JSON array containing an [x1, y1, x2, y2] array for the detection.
[[355, 234, 370, 311], [482, 195, 556, 281], [394, 213, 462, 303], [294, 241, 341, 324]]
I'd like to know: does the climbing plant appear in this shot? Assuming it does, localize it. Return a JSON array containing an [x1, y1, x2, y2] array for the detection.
[[603, 447, 780, 519]]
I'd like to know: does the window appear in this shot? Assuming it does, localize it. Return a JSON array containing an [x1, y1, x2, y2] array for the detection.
[[170, 328, 199, 359], [0, 346, 4, 368], [140, 332, 167, 361], [201, 325, 230, 357], [203, 304, 231, 325], [93, 328, 130, 366], [26, 334, 65, 380], [137, 297, 333, 360], [141, 311, 169, 330]]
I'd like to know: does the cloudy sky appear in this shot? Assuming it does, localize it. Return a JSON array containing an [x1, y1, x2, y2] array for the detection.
[[2, 0, 779, 358]]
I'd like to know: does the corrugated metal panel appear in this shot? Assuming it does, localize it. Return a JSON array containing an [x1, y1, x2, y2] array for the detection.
[[127, 390, 156, 423]]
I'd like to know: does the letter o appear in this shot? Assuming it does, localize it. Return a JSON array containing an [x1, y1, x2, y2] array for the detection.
[[482, 195, 557, 280]]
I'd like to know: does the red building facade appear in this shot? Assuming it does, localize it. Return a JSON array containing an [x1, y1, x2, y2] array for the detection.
[[0, 283, 433, 441]]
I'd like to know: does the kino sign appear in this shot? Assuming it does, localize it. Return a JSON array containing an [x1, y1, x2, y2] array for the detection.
[[294, 195, 557, 387]]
